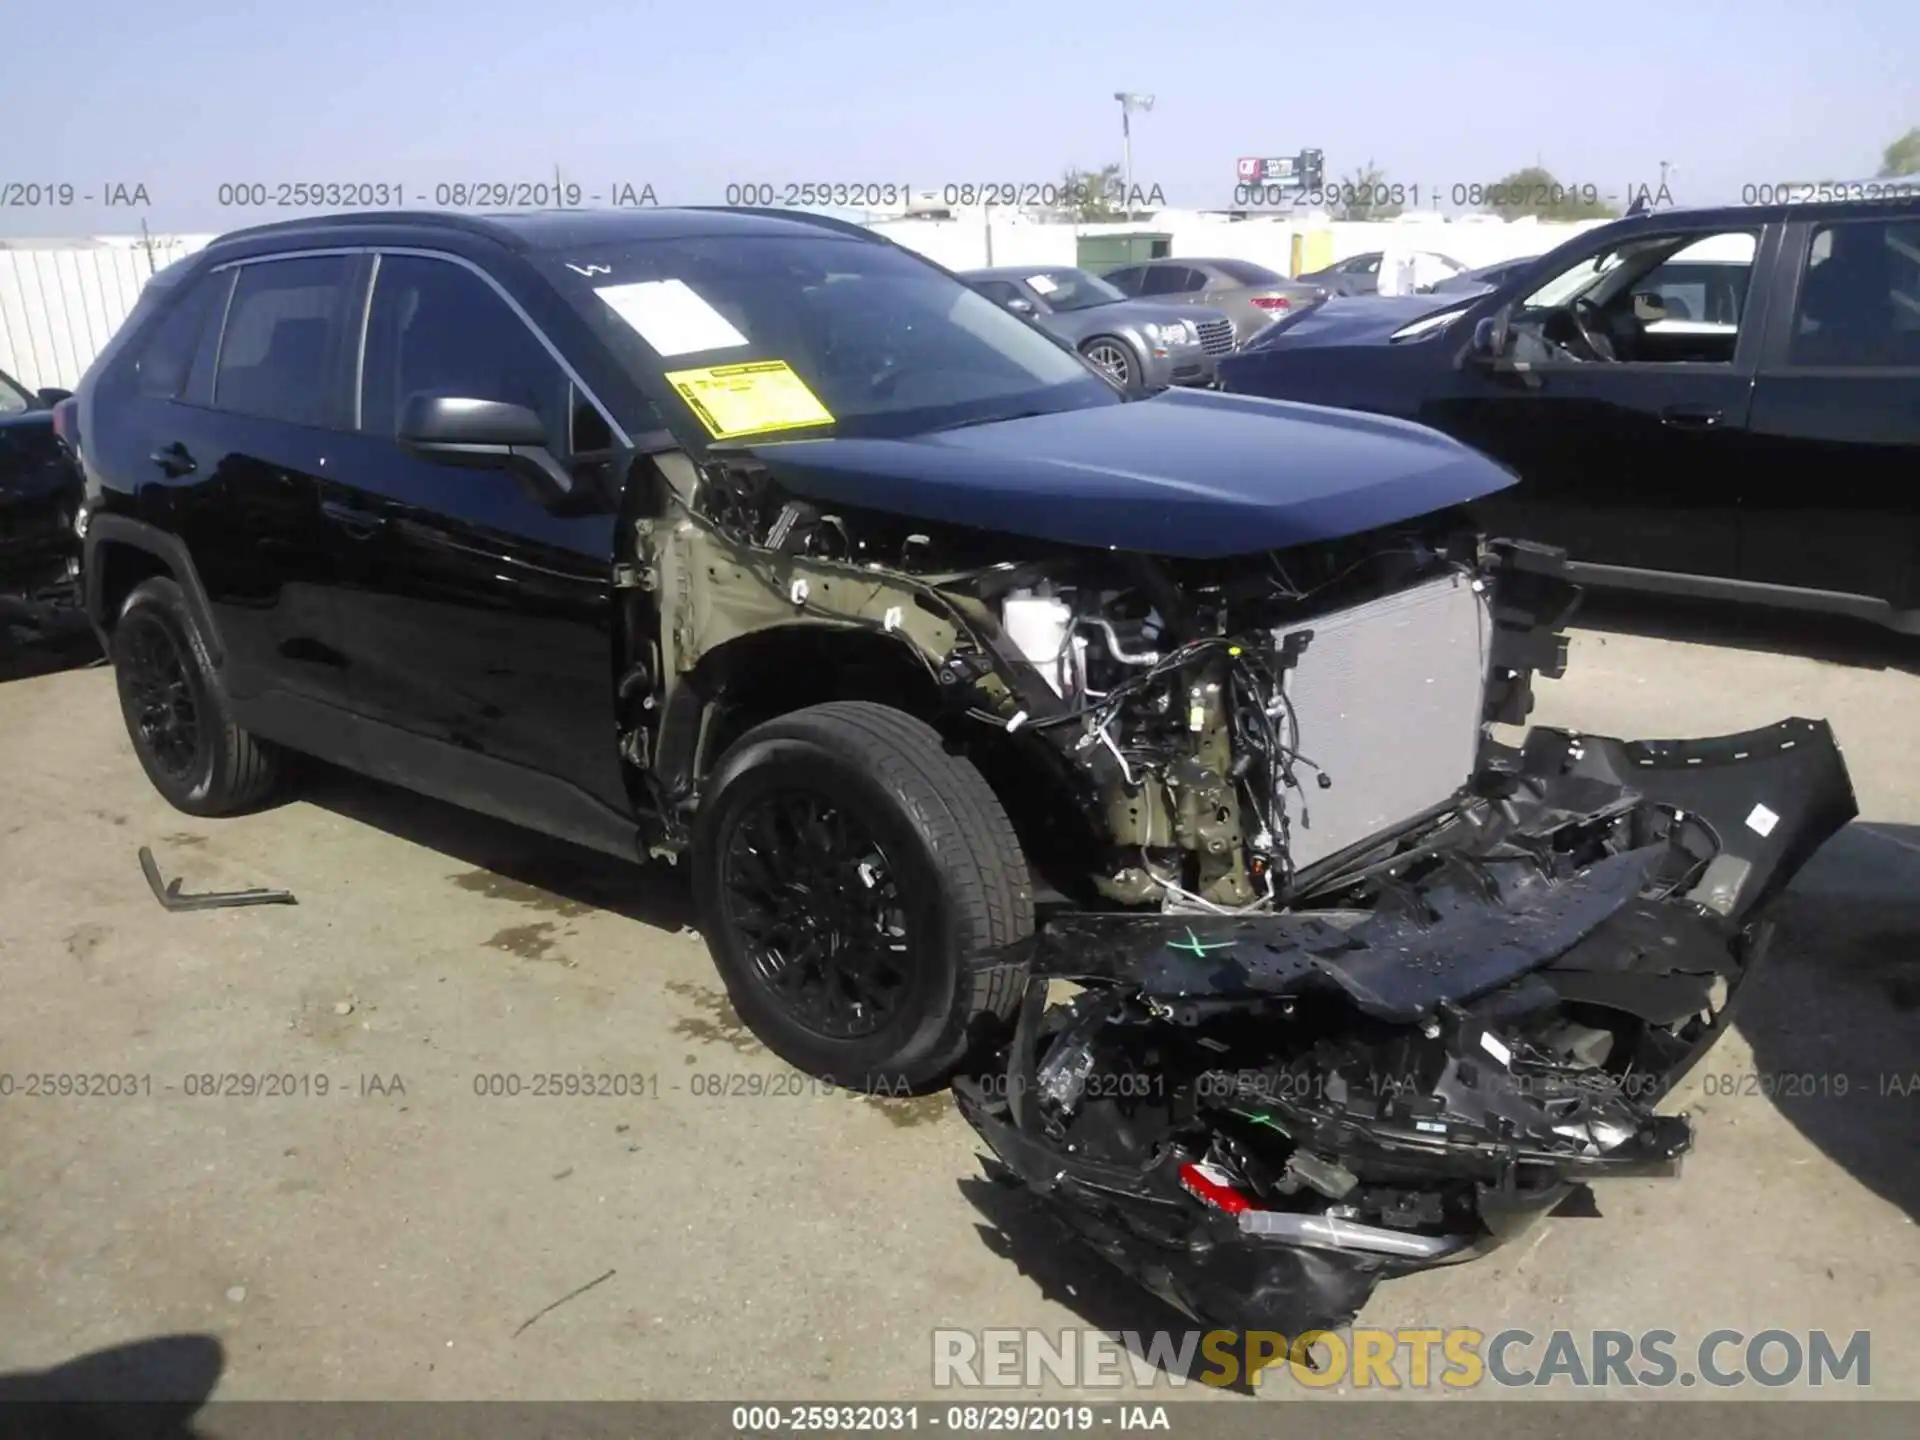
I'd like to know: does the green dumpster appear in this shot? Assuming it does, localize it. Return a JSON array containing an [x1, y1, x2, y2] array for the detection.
[[1076, 232, 1173, 274]]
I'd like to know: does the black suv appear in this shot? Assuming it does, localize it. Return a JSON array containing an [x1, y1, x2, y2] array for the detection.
[[70, 207, 1854, 1336], [1219, 196, 1920, 633], [1, 366, 81, 636]]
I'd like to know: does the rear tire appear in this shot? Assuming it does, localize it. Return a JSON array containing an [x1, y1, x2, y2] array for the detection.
[[691, 702, 1032, 1090], [111, 576, 280, 815]]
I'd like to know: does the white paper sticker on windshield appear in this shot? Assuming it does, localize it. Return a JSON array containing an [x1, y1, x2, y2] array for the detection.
[[1026, 273, 1059, 294], [593, 279, 748, 357]]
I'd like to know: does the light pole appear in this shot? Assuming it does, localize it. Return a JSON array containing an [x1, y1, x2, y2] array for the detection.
[[1114, 92, 1155, 217]]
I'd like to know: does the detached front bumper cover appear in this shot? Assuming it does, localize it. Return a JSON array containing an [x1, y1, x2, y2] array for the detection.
[[955, 718, 1855, 1337]]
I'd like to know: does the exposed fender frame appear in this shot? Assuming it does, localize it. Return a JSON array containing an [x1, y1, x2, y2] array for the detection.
[[644, 618, 975, 851], [81, 513, 226, 666]]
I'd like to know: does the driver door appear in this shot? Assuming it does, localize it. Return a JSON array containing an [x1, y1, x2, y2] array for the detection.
[[1444, 224, 1776, 581], [320, 252, 630, 839]]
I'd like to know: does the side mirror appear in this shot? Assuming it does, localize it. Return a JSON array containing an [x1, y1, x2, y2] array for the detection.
[[397, 394, 587, 509], [399, 395, 549, 451], [1469, 316, 1504, 362], [34, 387, 73, 409], [1005, 297, 1037, 317]]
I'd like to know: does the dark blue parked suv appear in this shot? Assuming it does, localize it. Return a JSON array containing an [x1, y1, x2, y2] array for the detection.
[[1221, 197, 1920, 633]]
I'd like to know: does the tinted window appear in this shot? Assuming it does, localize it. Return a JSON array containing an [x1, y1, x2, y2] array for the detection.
[[361, 255, 573, 448], [1214, 260, 1286, 286], [213, 256, 355, 426], [183, 271, 235, 404], [134, 274, 223, 399], [1789, 219, 1920, 368], [1103, 267, 1145, 296], [0, 371, 27, 415], [1140, 266, 1199, 295]]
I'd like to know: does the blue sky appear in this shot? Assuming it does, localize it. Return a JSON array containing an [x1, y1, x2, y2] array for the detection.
[[3, 0, 1914, 234]]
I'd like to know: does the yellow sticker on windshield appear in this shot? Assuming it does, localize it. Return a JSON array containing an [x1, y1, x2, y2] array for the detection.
[[663, 360, 835, 440]]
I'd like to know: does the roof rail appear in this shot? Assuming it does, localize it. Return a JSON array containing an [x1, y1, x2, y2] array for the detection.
[[205, 210, 506, 248]]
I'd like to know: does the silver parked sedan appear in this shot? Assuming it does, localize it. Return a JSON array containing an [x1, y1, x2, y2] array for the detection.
[[1097, 257, 1327, 345], [960, 266, 1236, 393]]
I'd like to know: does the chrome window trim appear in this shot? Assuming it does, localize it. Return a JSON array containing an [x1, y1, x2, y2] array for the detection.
[[205, 268, 238, 407], [206, 245, 631, 448], [352, 252, 380, 432]]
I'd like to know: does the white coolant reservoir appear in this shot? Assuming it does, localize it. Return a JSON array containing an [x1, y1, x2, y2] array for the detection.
[[1001, 591, 1075, 696]]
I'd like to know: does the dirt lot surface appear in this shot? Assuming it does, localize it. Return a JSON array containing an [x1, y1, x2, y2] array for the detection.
[[2, 602, 1916, 1404]]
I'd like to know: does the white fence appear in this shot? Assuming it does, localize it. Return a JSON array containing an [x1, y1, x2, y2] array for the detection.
[[0, 215, 1608, 392], [868, 212, 1609, 277], [0, 237, 215, 391]]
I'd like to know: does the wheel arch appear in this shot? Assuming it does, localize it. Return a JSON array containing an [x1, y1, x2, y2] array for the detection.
[[687, 623, 947, 762], [665, 624, 1106, 899], [84, 514, 225, 666]]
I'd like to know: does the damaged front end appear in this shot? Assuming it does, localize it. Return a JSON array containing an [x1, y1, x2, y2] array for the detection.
[[615, 410, 1856, 1334], [956, 705, 1856, 1337]]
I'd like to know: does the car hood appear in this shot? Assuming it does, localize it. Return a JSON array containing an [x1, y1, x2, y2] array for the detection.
[[1239, 293, 1478, 352], [736, 387, 1515, 559]]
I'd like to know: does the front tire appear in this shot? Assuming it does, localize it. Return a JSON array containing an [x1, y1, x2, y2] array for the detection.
[[691, 702, 1032, 1090], [111, 576, 280, 815], [1080, 336, 1139, 392]]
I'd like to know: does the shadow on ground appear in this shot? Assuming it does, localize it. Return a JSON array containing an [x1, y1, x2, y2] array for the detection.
[[956, 1170, 1271, 1393], [1572, 591, 1919, 674], [0, 1334, 222, 1438], [1740, 820, 1920, 1221], [295, 762, 696, 935]]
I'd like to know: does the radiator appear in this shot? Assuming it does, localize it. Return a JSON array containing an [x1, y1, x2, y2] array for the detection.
[[1271, 571, 1491, 871]]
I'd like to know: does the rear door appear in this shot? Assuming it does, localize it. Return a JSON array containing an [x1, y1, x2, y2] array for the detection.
[[321, 250, 629, 823], [1139, 264, 1207, 307], [110, 254, 361, 713], [1741, 212, 1920, 611]]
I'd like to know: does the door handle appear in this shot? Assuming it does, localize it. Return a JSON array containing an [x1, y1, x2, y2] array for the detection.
[[1661, 405, 1724, 430], [320, 499, 385, 538], [149, 441, 196, 476]]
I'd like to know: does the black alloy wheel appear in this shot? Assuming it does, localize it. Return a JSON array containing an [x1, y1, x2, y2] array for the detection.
[[119, 609, 202, 782], [691, 702, 1032, 1089], [110, 575, 281, 815], [719, 786, 914, 1040]]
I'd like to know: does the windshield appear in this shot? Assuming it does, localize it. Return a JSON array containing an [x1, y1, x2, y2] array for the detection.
[[540, 234, 1117, 445], [1024, 269, 1126, 312], [1519, 249, 1631, 310]]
